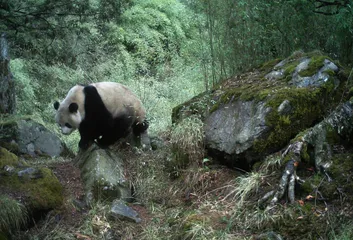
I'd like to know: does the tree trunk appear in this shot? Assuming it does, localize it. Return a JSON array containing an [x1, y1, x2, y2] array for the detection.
[[0, 33, 16, 114]]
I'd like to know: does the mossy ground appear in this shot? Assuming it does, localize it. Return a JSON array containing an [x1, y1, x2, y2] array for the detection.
[[0, 165, 63, 210], [0, 147, 20, 169]]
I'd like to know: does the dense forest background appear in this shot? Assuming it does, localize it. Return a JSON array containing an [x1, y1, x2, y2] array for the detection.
[[1, 0, 352, 150]]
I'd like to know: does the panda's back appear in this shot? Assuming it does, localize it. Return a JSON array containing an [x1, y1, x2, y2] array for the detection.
[[90, 82, 146, 119]]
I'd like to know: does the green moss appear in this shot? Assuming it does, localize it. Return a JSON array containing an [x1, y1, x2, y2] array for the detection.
[[0, 142, 20, 155], [298, 56, 327, 77], [348, 87, 353, 99], [257, 89, 272, 101], [300, 143, 310, 163], [218, 88, 243, 103], [300, 181, 314, 195], [209, 88, 242, 113], [283, 61, 299, 78], [301, 202, 314, 213], [325, 125, 341, 145], [0, 147, 19, 169], [260, 58, 283, 72], [172, 92, 211, 123], [323, 69, 336, 77], [312, 154, 353, 200], [330, 154, 353, 179], [0, 232, 8, 240], [1, 167, 63, 210], [322, 77, 336, 93], [210, 84, 282, 113], [254, 87, 323, 154]]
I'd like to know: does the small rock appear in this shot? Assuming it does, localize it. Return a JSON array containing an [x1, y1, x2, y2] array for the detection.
[[3, 165, 15, 173], [17, 167, 42, 179], [265, 70, 283, 81], [255, 231, 283, 240], [110, 199, 141, 223], [277, 100, 292, 115]]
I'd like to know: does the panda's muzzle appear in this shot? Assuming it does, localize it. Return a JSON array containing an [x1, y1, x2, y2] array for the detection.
[[60, 123, 74, 135]]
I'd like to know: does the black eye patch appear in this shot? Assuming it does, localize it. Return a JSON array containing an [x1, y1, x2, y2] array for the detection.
[[65, 123, 72, 128]]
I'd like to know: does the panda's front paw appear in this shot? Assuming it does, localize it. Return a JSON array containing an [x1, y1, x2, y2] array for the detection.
[[96, 137, 109, 149], [79, 140, 90, 150]]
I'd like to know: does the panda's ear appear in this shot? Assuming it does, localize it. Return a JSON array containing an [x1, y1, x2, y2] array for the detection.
[[69, 103, 79, 113], [54, 101, 60, 110]]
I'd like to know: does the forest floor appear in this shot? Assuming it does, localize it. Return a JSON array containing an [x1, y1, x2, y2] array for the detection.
[[18, 147, 243, 240], [16, 141, 353, 240]]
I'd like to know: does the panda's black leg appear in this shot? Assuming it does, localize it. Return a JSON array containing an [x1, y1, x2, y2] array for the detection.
[[79, 138, 90, 150], [79, 124, 95, 150], [132, 120, 151, 150], [96, 135, 111, 149]]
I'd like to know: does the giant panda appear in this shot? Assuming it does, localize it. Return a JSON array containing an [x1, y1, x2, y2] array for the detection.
[[54, 82, 150, 150]]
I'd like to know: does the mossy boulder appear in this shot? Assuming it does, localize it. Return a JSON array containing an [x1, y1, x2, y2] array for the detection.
[[75, 144, 130, 205], [172, 51, 348, 168], [0, 116, 71, 157], [0, 147, 63, 212], [0, 146, 28, 169]]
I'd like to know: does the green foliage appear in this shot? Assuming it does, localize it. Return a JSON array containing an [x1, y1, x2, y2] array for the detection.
[[3, 0, 205, 150], [330, 223, 353, 240], [10, 59, 37, 115], [184, 0, 353, 87]]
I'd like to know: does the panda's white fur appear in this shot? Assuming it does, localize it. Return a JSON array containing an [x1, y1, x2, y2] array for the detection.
[[55, 85, 85, 134], [54, 82, 148, 149]]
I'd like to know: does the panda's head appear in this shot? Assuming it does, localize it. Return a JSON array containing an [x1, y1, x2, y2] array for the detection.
[[54, 86, 85, 135]]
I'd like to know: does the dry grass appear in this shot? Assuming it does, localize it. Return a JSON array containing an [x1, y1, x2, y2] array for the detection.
[[170, 115, 205, 166], [221, 172, 264, 208]]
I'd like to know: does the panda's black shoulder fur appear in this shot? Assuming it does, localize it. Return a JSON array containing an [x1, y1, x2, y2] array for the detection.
[[82, 85, 111, 120], [78, 85, 134, 149]]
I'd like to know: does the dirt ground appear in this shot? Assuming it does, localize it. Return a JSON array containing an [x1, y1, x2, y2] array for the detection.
[[50, 161, 87, 228]]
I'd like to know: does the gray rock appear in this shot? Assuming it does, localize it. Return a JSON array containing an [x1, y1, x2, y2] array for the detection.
[[255, 231, 283, 240], [205, 101, 271, 156], [17, 167, 42, 179], [265, 70, 283, 81], [16, 120, 65, 157], [75, 145, 131, 205], [3, 165, 15, 173], [290, 58, 339, 88], [0, 119, 69, 157], [277, 100, 292, 115], [110, 199, 141, 223]]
